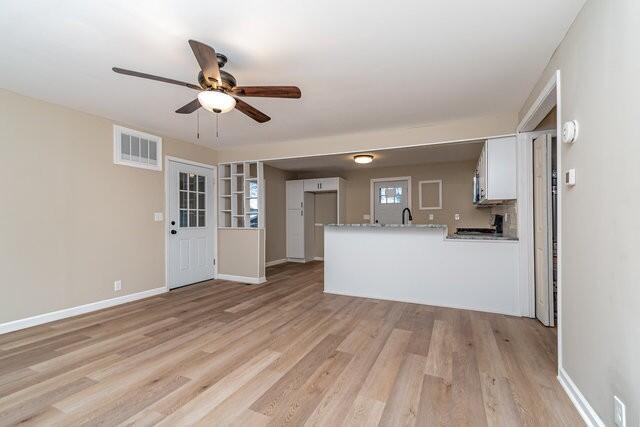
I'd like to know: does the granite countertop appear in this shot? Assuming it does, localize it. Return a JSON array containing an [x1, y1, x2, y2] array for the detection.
[[447, 233, 518, 241], [325, 223, 447, 229]]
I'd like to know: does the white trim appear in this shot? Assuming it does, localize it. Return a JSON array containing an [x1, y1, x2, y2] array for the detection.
[[313, 256, 324, 261], [324, 289, 519, 317], [369, 176, 412, 224], [113, 125, 163, 171], [517, 72, 558, 133], [0, 287, 166, 335], [558, 368, 605, 427], [216, 274, 266, 285], [287, 258, 307, 263], [418, 179, 443, 210], [164, 156, 218, 292], [266, 259, 287, 267]]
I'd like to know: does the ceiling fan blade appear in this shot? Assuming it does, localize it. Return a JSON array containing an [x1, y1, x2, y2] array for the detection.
[[112, 67, 201, 90], [188, 40, 221, 84], [175, 98, 202, 114], [234, 98, 271, 123], [231, 86, 301, 99]]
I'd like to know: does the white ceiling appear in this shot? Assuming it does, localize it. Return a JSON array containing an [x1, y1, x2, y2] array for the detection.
[[0, 0, 584, 147], [265, 141, 483, 173]]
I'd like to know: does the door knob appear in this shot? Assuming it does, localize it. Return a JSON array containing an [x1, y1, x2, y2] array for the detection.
[[170, 230, 177, 235]]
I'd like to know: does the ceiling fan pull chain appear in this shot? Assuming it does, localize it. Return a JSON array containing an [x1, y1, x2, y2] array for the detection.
[[196, 110, 200, 139], [216, 113, 220, 143]]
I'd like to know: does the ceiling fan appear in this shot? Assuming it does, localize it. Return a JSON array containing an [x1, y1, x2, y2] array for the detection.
[[112, 40, 301, 123]]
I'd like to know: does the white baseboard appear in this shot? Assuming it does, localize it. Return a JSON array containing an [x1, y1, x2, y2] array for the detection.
[[266, 259, 287, 267], [0, 287, 167, 335], [558, 367, 604, 427], [313, 257, 324, 261], [286, 258, 307, 264], [217, 274, 266, 285]]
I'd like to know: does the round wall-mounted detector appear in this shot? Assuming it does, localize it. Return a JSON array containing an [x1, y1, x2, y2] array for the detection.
[[562, 120, 579, 143]]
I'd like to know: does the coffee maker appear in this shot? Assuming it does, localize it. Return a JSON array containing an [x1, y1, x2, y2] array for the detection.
[[492, 214, 504, 235]]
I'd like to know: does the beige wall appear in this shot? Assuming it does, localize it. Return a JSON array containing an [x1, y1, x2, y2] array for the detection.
[[264, 165, 296, 263], [0, 89, 218, 324], [218, 228, 264, 279], [534, 106, 557, 131], [298, 160, 495, 235], [313, 192, 337, 258], [520, 0, 639, 424], [217, 113, 517, 162]]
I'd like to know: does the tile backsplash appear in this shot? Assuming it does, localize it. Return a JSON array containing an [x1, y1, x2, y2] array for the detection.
[[491, 202, 518, 238]]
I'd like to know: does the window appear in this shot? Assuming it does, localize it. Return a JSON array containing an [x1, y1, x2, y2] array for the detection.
[[113, 125, 162, 171], [379, 186, 403, 204], [419, 180, 443, 210], [179, 172, 206, 227]]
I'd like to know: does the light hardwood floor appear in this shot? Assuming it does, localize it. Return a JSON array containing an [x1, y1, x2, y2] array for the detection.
[[0, 261, 582, 426]]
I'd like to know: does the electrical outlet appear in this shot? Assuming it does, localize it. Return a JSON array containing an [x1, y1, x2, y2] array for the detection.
[[614, 396, 626, 427], [114, 280, 122, 292], [429, 214, 434, 221], [454, 213, 460, 221]]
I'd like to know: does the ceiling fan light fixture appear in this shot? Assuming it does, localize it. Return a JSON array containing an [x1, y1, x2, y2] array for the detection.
[[197, 90, 236, 113], [354, 154, 374, 164]]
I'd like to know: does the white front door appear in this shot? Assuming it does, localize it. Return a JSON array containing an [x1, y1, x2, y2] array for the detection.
[[372, 179, 409, 224], [533, 135, 554, 326], [167, 160, 215, 289]]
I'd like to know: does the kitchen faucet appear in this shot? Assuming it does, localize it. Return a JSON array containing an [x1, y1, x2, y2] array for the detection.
[[402, 207, 413, 225]]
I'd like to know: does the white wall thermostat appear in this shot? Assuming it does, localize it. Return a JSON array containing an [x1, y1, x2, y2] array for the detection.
[[562, 120, 579, 143], [565, 169, 576, 186]]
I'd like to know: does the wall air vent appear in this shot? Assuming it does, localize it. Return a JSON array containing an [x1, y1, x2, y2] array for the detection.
[[113, 125, 162, 171]]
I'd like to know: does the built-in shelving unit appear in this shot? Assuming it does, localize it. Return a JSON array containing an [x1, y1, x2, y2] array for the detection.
[[218, 161, 264, 228]]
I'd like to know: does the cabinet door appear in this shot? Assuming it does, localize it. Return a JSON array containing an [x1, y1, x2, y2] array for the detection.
[[303, 179, 319, 192], [317, 178, 338, 192], [486, 136, 517, 200], [286, 180, 304, 209], [477, 144, 488, 202], [286, 209, 304, 258]]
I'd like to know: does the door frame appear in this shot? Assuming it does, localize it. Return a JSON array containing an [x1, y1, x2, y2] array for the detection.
[[369, 176, 412, 224], [164, 156, 217, 291], [517, 70, 562, 367]]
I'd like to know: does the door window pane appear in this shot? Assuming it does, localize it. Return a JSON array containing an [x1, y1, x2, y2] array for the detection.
[[198, 175, 205, 192], [249, 198, 258, 211], [189, 174, 196, 191], [379, 186, 403, 204], [248, 181, 258, 198], [198, 193, 205, 210], [180, 191, 188, 209], [189, 192, 197, 210], [189, 210, 197, 227], [198, 210, 205, 227], [179, 172, 188, 190], [179, 209, 188, 227]]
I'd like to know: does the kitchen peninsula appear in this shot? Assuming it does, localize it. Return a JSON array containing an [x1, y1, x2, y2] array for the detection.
[[324, 224, 520, 315]]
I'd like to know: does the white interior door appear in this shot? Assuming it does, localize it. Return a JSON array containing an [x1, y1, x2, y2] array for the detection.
[[533, 135, 554, 326], [372, 179, 409, 224], [167, 160, 215, 289]]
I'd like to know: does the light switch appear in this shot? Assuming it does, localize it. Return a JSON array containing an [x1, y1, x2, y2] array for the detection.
[[363, 214, 370, 220], [454, 213, 460, 221], [429, 214, 434, 220], [154, 212, 164, 222]]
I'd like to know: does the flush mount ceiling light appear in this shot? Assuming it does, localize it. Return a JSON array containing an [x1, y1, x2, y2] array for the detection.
[[354, 154, 374, 164], [197, 90, 236, 113]]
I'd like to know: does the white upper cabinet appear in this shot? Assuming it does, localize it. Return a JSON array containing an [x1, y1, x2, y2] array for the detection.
[[304, 178, 339, 192], [477, 136, 517, 204]]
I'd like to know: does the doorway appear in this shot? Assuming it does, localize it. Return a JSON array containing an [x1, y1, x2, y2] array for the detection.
[[533, 134, 558, 326], [166, 158, 216, 289], [370, 177, 411, 224]]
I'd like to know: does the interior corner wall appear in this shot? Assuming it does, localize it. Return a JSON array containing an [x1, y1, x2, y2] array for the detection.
[[520, 0, 639, 424], [0, 89, 218, 325]]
